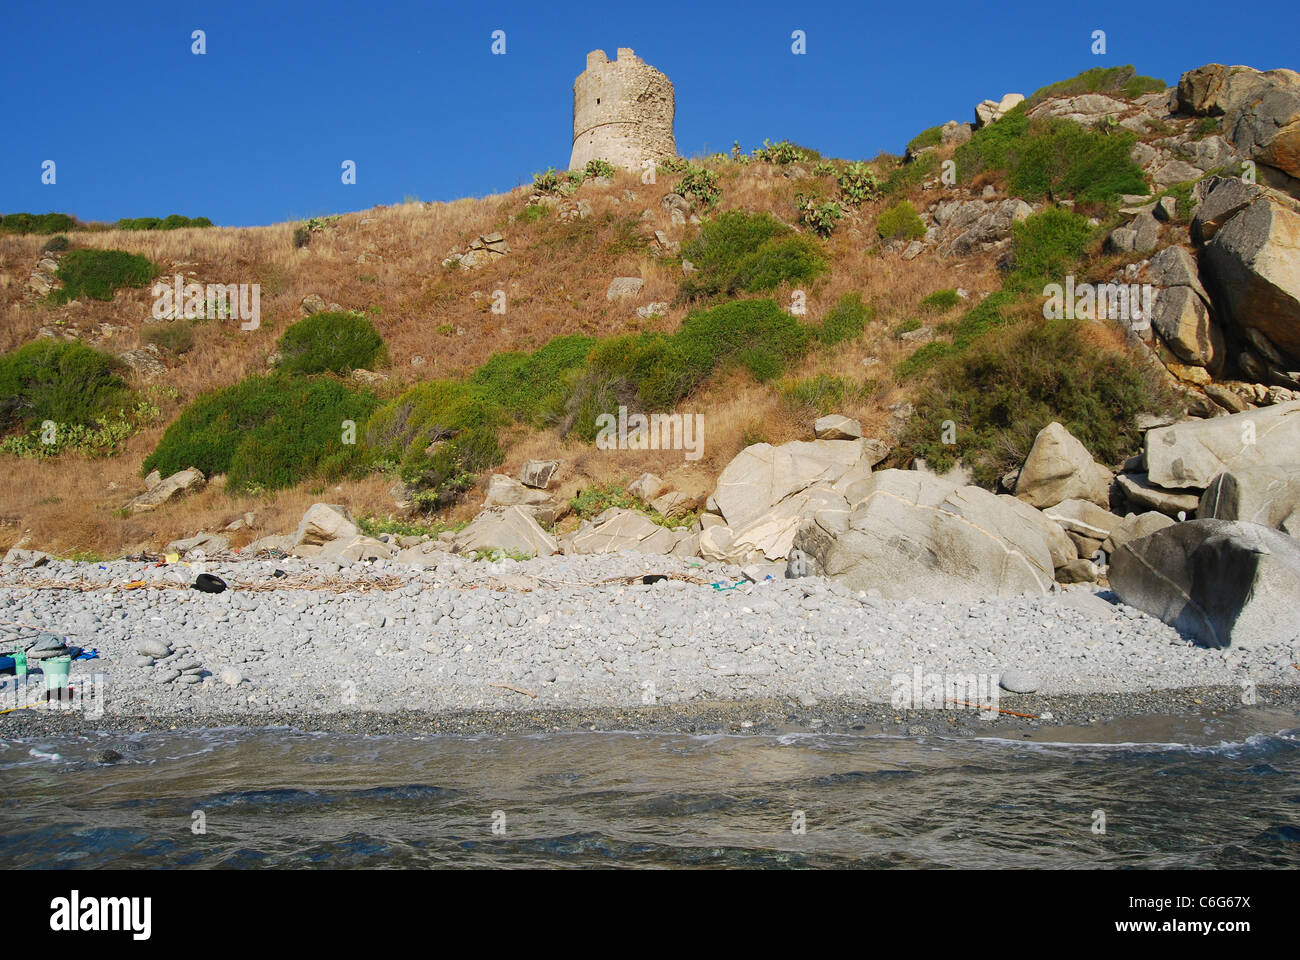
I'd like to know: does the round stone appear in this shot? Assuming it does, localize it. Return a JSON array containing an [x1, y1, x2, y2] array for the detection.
[[999, 668, 1040, 693]]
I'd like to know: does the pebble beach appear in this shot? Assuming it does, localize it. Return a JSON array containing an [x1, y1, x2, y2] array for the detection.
[[3, 551, 1297, 737]]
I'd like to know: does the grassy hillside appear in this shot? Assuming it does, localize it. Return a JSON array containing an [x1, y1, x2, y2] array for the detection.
[[0, 72, 1184, 557]]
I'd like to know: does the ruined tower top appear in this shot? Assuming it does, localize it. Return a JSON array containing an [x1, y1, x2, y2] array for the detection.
[[569, 48, 676, 172]]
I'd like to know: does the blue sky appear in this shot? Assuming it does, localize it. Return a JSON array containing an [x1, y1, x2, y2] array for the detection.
[[3, 0, 1297, 227]]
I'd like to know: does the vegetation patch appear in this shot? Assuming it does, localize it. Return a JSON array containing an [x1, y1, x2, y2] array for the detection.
[[1026, 65, 1166, 108], [50, 249, 157, 302], [469, 334, 596, 426], [919, 289, 961, 312], [876, 201, 926, 240], [140, 321, 196, 355], [1004, 208, 1097, 291], [568, 482, 686, 528], [276, 311, 386, 376], [570, 298, 809, 438], [679, 210, 825, 301], [0, 341, 133, 434], [906, 126, 944, 154], [0, 212, 80, 234], [814, 292, 874, 345], [954, 104, 1147, 207], [144, 375, 377, 494], [366, 379, 506, 511], [898, 318, 1168, 486], [779, 374, 873, 415], [115, 215, 213, 231], [881, 151, 936, 196]]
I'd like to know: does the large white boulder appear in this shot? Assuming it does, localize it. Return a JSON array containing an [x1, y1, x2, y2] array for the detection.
[[1144, 401, 1300, 489], [711, 439, 883, 529], [1014, 422, 1112, 509], [1110, 519, 1300, 647], [791, 470, 1054, 601]]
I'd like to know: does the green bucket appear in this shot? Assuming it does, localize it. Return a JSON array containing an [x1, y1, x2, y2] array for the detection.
[[43, 655, 72, 691]]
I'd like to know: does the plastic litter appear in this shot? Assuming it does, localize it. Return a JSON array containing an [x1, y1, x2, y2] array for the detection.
[[192, 573, 228, 594]]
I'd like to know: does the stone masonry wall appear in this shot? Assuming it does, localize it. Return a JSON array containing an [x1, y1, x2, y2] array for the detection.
[[569, 48, 676, 172]]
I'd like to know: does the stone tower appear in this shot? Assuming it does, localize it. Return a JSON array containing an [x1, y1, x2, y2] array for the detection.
[[569, 48, 676, 172]]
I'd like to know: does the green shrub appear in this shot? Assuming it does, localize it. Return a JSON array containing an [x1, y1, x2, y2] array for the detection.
[[0, 212, 79, 234], [679, 210, 825, 301], [906, 126, 944, 153], [40, 235, 70, 253], [898, 318, 1167, 486], [815, 292, 873, 345], [919, 289, 961, 312], [115, 215, 213, 231], [895, 290, 1021, 377], [140, 322, 196, 355], [144, 375, 377, 493], [881, 151, 936, 196], [584, 158, 616, 180], [876, 200, 926, 240], [51, 249, 157, 302], [1005, 208, 1097, 291], [571, 299, 809, 436], [0, 396, 163, 460], [469, 334, 595, 425], [567, 482, 688, 528], [365, 379, 506, 510], [954, 104, 1147, 207], [276, 311, 386, 376], [532, 168, 562, 194], [1026, 65, 1166, 108], [0, 340, 133, 433], [893, 318, 922, 337]]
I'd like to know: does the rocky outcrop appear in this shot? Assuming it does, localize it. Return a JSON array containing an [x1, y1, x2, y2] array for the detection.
[[443, 234, 509, 269], [711, 438, 885, 530], [1147, 246, 1223, 369], [627, 472, 665, 501], [605, 277, 645, 301], [294, 503, 360, 547], [813, 414, 862, 440], [1102, 510, 1176, 554], [791, 470, 1053, 601], [1144, 401, 1300, 488], [974, 93, 1024, 127], [707, 485, 849, 565], [1175, 64, 1300, 186], [452, 506, 558, 557], [1110, 519, 1300, 647], [1198, 464, 1300, 531], [1014, 422, 1112, 509], [483, 474, 563, 524], [518, 459, 560, 489], [1201, 195, 1300, 363], [126, 468, 206, 514], [561, 508, 694, 556], [1115, 473, 1201, 516]]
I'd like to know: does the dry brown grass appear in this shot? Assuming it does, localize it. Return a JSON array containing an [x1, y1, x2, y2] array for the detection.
[[0, 159, 1008, 556]]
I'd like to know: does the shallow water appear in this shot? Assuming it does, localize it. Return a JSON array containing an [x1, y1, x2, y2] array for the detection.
[[2, 721, 1298, 868]]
